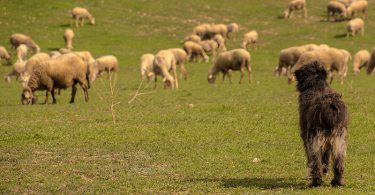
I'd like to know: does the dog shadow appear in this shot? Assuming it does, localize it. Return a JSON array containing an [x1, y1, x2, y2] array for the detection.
[[188, 177, 306, 189]]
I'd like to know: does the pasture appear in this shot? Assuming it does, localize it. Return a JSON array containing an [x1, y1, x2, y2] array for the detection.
[[1, 0, 375, 193]]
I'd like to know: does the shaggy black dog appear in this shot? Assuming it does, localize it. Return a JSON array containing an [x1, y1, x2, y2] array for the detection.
[[294, 61, 348, 187]]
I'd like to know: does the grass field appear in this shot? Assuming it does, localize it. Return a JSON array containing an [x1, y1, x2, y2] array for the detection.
[[1, 0, 375, 193]]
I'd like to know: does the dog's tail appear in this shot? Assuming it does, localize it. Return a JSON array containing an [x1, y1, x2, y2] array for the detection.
[[309, 93, 348, 132]]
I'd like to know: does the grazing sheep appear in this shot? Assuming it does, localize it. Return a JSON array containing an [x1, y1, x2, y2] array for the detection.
[[241, 31, 258, 50], [153, 50, 178, 89], [10, 33, 40, 53], [327, 1, 347, 21], [352, 49, 370, 74], [366, 47, 375, 75], [291, 48, 348, 84], [208, 49, 252, 84], [347, 0, 368, 18], [213, 34, 227, 52], [140, 53, 155, 81], [71, 7, 95, 27], [283, 0, 307, 19], [347, 18, 364, 37], [183, 35, 201, 43], [199, 40, 219, 59], [16, 44, 28, 61], [168, 48, 188, 80], [4, 59, 26, 83], [193, 23, 211, 39], [0, 46, 12, 65], [227, 23, 239, 39], [21, 53, 90, 105], [209, 24, 228, 39], [20, 53, 51, 86], [275, 46, 308, 77], [183, 41, 209, 62], [91, 55, 119, 81], [64, 28, 74, 49]]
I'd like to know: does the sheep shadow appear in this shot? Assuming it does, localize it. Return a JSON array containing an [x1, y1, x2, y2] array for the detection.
[[59, 23, 71, 28], [276, 15, 285, 20], [46, 47, 61, 51], [187, 177, 306, 190], [334, 33, 347, 39]]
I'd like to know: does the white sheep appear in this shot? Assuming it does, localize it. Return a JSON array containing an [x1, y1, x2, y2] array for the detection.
[[199, 40, 219, 59], [275, 46, 309, 77], [208, 49, 252, 84], [347, 18, 364, 37], [213, 34, 227, 52], [183, 35, 201, 43], [153, 50, 178, 89], [0, 46, 12, 65], [347, 0, 368, 19], [226, 23, 239, 39], [21, 53, 90, 105], [241, 31, 258, 50], [209, 24, 228, 39], [168, 48, 188, 80], [327, 1, 347, 21], [64, 28, 74, 49], [4, 59, 26, 83], [140, 53, 155, 81], [352, 49, 370, 74], [16, 44, 28, 61], [71, 7, 95, 27], [20, 53, 51, 86], [183, 41, 209, 62], [91, 55, 119, 81], [283, 0, 307, 19], [10, 33, 40, 53]]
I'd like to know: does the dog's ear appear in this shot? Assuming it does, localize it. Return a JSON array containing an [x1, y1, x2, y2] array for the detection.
[[312, 61, 327, 81]]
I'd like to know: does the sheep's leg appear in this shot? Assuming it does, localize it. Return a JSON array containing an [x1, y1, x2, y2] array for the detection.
[[51, 89, 56, 104], [179, 64, 187, 80], [227, 70, 233, 84], [239, 67, 245, 84], [70, 84, 77, 103], [75, 19, 79, 28], [247, 63, 253, 83], [80, 19, 84, 27], [44, 91, 49, 104], [172, 63, 179, 89], [222, 72, 226, 83]]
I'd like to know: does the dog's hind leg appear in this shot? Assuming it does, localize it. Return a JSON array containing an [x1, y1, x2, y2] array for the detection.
[[322, 143, 331, 176], [331, 128, 347, 187], [307, 132, 324, 187]]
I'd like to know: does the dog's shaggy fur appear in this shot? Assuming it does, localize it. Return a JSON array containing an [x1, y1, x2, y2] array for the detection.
[[294, 61, 348, 187]]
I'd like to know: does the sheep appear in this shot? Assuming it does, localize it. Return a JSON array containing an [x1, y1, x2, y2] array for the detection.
[[64, 28, 74, 49], [193, 23, 211, 39], [327, 1, 347, 21], [352, 49, 370, 74], [275, 46, 308, 77], [10, 33, 40, 53], [16, 44, 28, 61], [153, 50, 178, 89], [0, 46, 12, 65], [366, 47, 375, 75], [140, 53, 155, 81], [226, 23, 239, 39], [337, 0, 351, 7], [168, 48, 188, 80], [71, 7, 95, 27], [20, 53, 51, 86], [347, 18, 364, 37], [207, 49, 252, 84], [213, 34, 227, 52], [91, 55, 119, 81], [4, 60, 26, 83], [183, 34, 201, 43], [290, 47, 348, 84], [347, 0, 368, 19], [183, 41, 209, 62], [241, 31, 258, 50], [283, 0, 307, 19], [21, 53, 90, 105], [199, 40, 219, 59], [209, 24, 228, 39]]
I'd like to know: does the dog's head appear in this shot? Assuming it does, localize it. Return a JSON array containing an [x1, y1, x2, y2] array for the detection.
[[294, 61, 327, 92]]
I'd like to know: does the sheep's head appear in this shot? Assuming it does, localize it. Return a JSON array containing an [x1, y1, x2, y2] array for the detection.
[[21, 87, 36, 105], [283, 10, 289, 19], [207, 74, 216, 84], [90, 18, 96, 25]]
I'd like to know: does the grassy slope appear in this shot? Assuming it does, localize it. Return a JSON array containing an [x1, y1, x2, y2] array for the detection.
[[0, 0, 375, 193]]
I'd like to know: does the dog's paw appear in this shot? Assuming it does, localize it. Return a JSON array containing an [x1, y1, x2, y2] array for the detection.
[[308, 179, 323, 188], [331, 179, 344, 187]]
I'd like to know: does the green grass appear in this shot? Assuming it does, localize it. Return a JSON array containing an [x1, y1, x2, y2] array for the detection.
[[1, 0, 375, 193]]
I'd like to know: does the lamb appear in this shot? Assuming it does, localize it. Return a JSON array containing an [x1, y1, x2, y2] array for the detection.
[[199, 40, 219, 59], [91, 55, 119, 81], [290, 47, 348, 84], [226, 23, 239, 39], [71, 7, 95, 27], [140, 53, 155, 81], [241, 31, 258, 50], [183, 41, 209, 62], [4, 59, 26, 83], [347, 0, 368, 19], [16, 44, 28, 61], [183, 35, 201, 43], [213, 34, 227, 52], [352, 49, 370, 74], [10, 33, 40, 53], [21, 53, 90, 105], [0, 46, 12, 65], [327, 1, 347, 21], [64, 28, 74, 49], [168, 48, 188, 80], [283, 0, 307, 19], [20, 53, 51, 86], [347, 18, 364, 37], [153, 50, 178, 89], [207, 49, 252, 84]]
